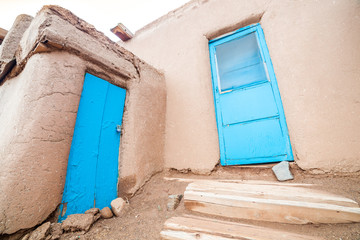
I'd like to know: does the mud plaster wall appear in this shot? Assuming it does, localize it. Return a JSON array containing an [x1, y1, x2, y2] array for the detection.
[[118, 61, 166, 197], [0, 53, 85, 234], [122, 0, 360, 173], [0, 6, 165, 235]]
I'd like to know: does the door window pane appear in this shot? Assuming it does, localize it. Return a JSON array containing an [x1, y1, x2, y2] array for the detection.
[[215, 32, 268, 92]]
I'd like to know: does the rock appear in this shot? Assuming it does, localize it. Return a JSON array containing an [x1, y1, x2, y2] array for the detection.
[[85, 208, 101, 221], [167, 194, 183, 211], [28, 222, 51, 240], [272, 161, 294, 181], [61, 213, 94, 232], [0, 15, 33, 67], [111, 198, 126, 217], [85, 208, 100, 215], [100, 207, 113, 219], [20, 233, 30, 240], [49, 223, 62, 240]]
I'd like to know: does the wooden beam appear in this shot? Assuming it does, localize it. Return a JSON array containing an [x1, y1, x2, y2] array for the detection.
[[186, 181, 358, 207], [111, 23, 133, 41], [161, 215, 322, 240], [184, 181, 360, 224], [164, 177, 314, 187]]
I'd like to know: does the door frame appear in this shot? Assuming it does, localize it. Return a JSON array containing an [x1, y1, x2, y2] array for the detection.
[[209, 23, 293, 165]]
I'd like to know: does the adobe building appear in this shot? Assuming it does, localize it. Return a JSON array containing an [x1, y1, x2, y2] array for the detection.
[[122, 0, 360, 174], [0, 6, 165, 234], [0, 0, 359, 236]]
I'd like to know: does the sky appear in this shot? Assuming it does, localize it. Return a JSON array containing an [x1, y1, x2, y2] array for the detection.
[[0, 0, 190, 41]]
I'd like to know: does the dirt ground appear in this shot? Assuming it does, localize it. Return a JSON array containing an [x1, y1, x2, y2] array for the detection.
[[62, 165, 360, 240]]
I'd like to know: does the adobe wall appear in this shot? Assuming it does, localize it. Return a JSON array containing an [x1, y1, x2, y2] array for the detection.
[[0, 52, 85, 234], [123, 0, 360, 174], [0, 6, 165, 235]]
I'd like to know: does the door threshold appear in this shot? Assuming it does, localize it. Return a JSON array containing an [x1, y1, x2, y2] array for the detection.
[[225, 162, 295, 169]]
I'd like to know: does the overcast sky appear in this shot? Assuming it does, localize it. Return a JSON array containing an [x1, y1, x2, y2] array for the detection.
[[0, 0, 190, 41]]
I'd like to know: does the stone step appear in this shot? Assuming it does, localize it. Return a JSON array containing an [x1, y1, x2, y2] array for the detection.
[[184, 181, 360, 224], [160, 215, 322, 240]]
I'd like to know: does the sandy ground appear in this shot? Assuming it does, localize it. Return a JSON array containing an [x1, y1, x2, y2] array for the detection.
[[61, 165, 360, 240]]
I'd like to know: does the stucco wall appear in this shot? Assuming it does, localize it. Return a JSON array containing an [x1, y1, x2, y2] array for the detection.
[[0, 6, 166, 235], [118, 61, 166, 196], [122, 0, 360, 173], [0, 52, 85, 234]]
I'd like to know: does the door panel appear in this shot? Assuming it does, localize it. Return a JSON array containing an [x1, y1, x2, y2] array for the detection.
[[60, 75, 108, 220], [220, 82, 279, 125], [59, 73, 126, 221], [95, 83, 126, 209], [209, 24, 293, 165], [223, 117, 287, 160]]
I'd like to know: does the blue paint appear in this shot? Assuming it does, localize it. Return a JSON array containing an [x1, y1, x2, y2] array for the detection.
[[95, 83, 126, 209], [59, 73, 126, 221], [220, 83, 279, 125], [209, 24, 293, 165], [223, 117, 287, 160]]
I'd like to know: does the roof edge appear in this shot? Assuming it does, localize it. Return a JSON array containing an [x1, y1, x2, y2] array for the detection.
[[134, 0, 209, 37]]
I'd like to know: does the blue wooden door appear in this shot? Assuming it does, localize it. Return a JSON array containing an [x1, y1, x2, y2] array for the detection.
[[209, 24, 293, 165], [59, 73, 126, 221]]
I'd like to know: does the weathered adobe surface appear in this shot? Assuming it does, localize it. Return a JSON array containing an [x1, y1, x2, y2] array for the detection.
[[0, 14, 33, 74], [0, 5, 165, 235], [12, 5, 139, 81], [0, 52, 85, 235]]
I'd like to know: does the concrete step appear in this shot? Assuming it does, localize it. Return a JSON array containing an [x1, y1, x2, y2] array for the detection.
[[160, 215, 322, 240], [184, 180, 360, 224]]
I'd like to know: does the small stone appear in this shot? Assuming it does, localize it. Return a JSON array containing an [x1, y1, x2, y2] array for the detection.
[[29, 222, 51, 240], [61, 213, 94, 232], [49, 223, 62, 240], [272, 161, 294, 181], [85, 208, 100, 215], [167, 194, 183, 211], [111, 198, 126, 217], [100, 207, 113, 219]]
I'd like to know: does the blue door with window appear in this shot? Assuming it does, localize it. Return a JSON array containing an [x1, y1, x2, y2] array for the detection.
[[59, 73, 126, 221], [209, 24, 293, 166]]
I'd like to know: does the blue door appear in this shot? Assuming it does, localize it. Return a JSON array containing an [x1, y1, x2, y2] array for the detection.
[[209, 24, 293, 166], [59, 73, 126, 221]]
